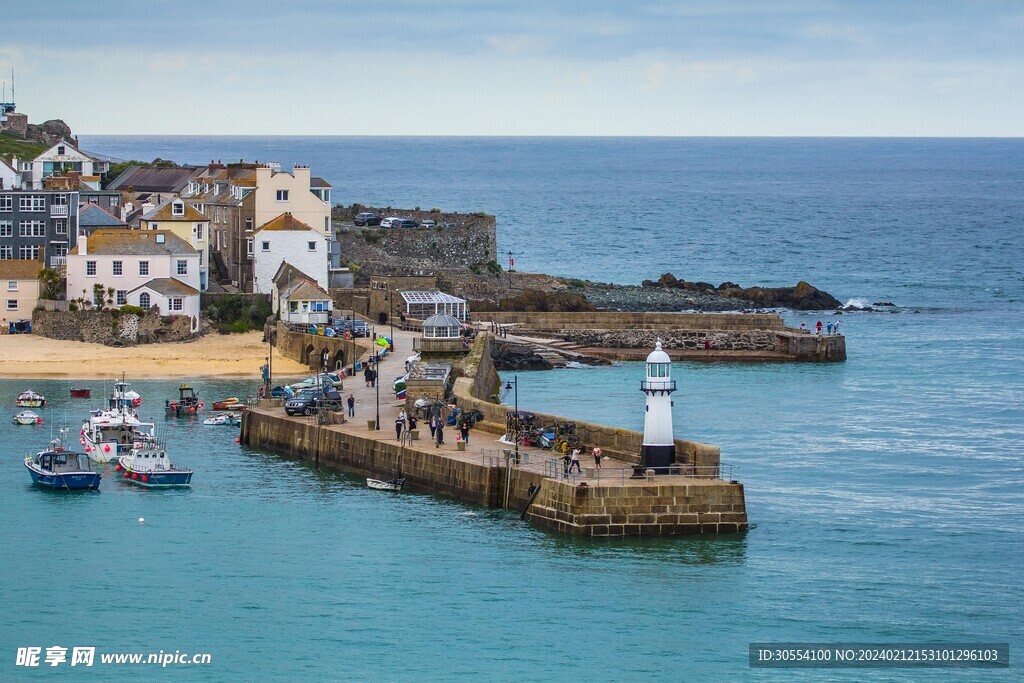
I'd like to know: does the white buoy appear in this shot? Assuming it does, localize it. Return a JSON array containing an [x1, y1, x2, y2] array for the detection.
[[138, 517, 145, 524], [640, 340, 677, 470]]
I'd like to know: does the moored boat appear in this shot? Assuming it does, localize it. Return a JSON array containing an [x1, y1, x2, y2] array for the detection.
[[13, 410, 42, 425], [202, 412, 240, 426], [212, 397, 243, 411], [367, 477, 405, 491], [107, 377, 142, 412], [116, 437, 192, 487], [16, 390, 46, 408], [81, 409, 155, 463], [166, 385, 203, 415], [24, 429, 101, 490], [70, 387, 92, 398]]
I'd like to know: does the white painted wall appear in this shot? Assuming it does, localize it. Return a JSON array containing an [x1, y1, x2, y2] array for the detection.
[[252, 166, 330, 237], [125, 287, 201, 330], [66, 238, 201, 307], [252, 230, 328, 294]]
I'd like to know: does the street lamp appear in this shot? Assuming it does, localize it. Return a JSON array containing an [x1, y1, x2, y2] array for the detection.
[[504, 375, 519, 465], [388, 286, 395, 352], [506, 250, 513, 291], [373, 325, 380, 430]]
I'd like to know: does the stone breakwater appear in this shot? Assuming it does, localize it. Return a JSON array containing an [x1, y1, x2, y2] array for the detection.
[[564, 328, 778, 352]]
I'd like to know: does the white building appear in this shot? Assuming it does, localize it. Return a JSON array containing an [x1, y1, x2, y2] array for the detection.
[[26, 140, 110, 190], [66, 229, 201, 329], [251, 213, 328, 295], [277, 278, 332, 326], [0, 158, 19, 190]]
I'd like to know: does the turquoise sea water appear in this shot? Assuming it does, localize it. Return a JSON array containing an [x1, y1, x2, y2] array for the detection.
[[2, 137, 1022, 680]]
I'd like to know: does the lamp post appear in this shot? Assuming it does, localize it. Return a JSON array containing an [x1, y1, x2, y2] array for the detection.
[[373, 325, 380, 430], [388, 287, 395, 352], [506, 250, 513, 291], [504, 375, 519, 465]]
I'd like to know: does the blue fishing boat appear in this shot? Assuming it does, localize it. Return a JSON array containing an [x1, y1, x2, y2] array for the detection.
[[116, 437, 192, 487], [24, 429, 101, 490]]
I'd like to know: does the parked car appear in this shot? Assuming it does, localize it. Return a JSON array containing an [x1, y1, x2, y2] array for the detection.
[[394, 218, 419, 229], [353, 212, 381, 227], [380, 216, 401, 228], [285, 388, 343, 416], [420, 219, 437, 228], [351, 320, 370, 337]]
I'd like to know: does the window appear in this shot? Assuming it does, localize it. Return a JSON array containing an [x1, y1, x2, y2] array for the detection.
[[0, 246, 11, 259], [246, 238, 254, 255], [176, 260, 187, 275], [6, 300, 16, 311], [195, 223, 204, 240], [151, 223, 159, 231], [54, 219, 67, 235], [19, 196, 45, 212], [276, 190, 289, 202], [325, 217, 329, 231], [139, 292, 150, 308], [0, 221, 11, 237], [308, 241, 317, 251], [19, 221, 46, 237], [86, 261, 97, 276], [139, 261, 149, 276], [109, 196, 118, 207], [261, 241, 270, 252], [116, 290, 127, 306], [245, 217, 253, 231], [112, 261, 123, 276], [0, 195, 10, 211], [289, 301, 298, 312], [169, 298, 183, 311], [53, 194, 68, 206], [88, 197, 98, 204], [57, 145, 65, 155], [7, 281, 17, 291], [172, 202, 184, 216], [18, 245, 40, 259]]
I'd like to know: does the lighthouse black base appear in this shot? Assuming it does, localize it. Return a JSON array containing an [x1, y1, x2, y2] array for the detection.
[[640, 444, 675, 471]]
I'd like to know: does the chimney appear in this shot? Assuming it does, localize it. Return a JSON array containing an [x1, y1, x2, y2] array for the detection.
[[80, 232, 88, 256]]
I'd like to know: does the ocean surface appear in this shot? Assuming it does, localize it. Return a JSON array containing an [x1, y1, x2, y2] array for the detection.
[[2, 137, 1022, 680]]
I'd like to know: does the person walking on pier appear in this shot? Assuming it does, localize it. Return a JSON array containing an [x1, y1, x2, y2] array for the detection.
[[435, 420, 445, 447], [826, 321, 833, 335], [429, 415, 437, 440], [460, 419, 470, 444], [593, 446, 603, 470], [363, 366, 372, 388], [347, 393, 355, 417], [395, 411, 406, 440], [569, 448, 582, 474], [816, 320, 823, 335], [834, 320, 842, 335]]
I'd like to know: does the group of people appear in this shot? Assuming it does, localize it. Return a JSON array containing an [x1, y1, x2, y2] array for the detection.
[[362, 364, 378, 387], [800, 320, 842, 335], [563, 446, 603, 475], [393, 410, 472, 448]]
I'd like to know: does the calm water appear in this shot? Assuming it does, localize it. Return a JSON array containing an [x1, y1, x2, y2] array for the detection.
[[2, 137, 1022, 680]]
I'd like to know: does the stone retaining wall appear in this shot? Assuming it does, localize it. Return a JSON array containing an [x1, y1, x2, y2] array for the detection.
[[564, 328, 778, 351], [32, 310, 197, 345], [481, 311, 785, 331]]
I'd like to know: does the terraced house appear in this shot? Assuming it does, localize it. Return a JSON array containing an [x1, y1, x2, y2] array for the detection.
[[0, 187, 80, 269], [181, 162, 333, 292]]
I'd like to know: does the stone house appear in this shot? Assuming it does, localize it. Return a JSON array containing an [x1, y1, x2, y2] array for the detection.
[[0, 257, 42, 320], [66, 229, 200, 325], [251, 213, 328, 295], [181, 162, 333, 291]]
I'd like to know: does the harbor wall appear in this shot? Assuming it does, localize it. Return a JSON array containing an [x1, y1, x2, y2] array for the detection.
[[274, 322, 374, 372], [240, 408, 747, 537], [481, 311, 786, 331], [452, 333, 721, 470]]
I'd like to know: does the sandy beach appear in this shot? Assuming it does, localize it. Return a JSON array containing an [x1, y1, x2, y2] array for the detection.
[[0, 331, 309, 379]]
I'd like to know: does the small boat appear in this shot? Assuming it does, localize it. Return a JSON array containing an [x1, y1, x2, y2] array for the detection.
[[116, 437, 192, 487], [16, 390, 46, 408], [13, 410, 42, 425], [70, 387, 92, 398], [24, 429, 101, 490], [202, 413, 240, 426], [165, 385, 203, 415], [81, 409, 155, 463], [108, 378, 142, 411], [211, 397, 245, 411], [367, 477, 405, 491]]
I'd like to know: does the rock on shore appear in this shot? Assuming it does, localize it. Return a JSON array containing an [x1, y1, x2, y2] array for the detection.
[[634, 274, 841, 311]]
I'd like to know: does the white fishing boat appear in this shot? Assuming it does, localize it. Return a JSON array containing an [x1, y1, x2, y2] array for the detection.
[[81, 408, 155, 463], [367, 477, 405, 491], [13, 410, 42, 425], [16, 390, 46, 408], [202, 413, 240, 426]]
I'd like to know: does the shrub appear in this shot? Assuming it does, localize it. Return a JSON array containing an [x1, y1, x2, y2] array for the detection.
[[120, 305, 145, 315], [68, 302, 78, 311], [360, 229, 383, 244], [486, 260, 503, 276]]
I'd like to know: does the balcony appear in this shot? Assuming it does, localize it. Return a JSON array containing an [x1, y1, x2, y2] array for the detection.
[[50, 205, 69, 218]]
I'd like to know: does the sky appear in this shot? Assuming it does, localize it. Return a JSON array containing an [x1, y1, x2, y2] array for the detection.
[[1, 0, 1022, 136]]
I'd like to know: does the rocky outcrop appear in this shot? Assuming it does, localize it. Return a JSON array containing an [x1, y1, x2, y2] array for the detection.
[[640, 274, 841, 311], [490, 340, 554, 371], [471, 289, 595, 313]]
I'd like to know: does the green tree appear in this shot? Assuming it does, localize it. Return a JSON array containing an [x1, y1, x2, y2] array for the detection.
[[36, 268, 64, 300]]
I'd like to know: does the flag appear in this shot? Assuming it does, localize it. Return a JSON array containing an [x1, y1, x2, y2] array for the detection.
[[396, 389, 407, 400]]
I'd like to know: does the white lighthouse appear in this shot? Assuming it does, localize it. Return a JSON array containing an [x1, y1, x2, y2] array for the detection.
[[640, 340, 676, 471]]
